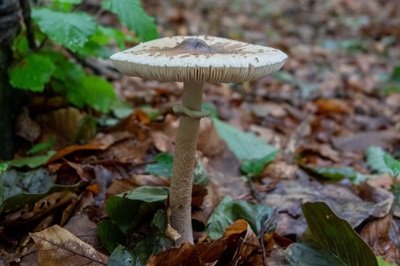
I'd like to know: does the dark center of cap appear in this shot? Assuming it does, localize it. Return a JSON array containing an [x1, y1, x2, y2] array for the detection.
[[167, 38, 218, 54]]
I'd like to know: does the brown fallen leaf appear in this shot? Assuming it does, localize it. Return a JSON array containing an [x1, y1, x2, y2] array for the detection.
[[360, 214, 400, 265], [4, 191, 78, 225], [224, 219, 261, 265], [262, 160, 297, 180], [31, 225, 108, 266], [36, 107, 83, 143], [366, 174, 393, 190], [115, 109, 151, 141], [191, 184, 208, 208], [197, 118, 225, 156], [315, 98, 352, 115], [107, 174, 169, 196], [151, 131, 175, 153], [263, 177, 394, 238], [148, 219, 261, 266], [192, 179, 222, 236], [15, 108, 41, 142], [49, 132, 131, 163], [64, 213, 98, 248], [332, 130, 400, 152], [98, 137, 152, 164], [207, 149, 248, 198]]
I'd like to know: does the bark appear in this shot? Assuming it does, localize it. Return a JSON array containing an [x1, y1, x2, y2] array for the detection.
[[0, 0, 22, 160]]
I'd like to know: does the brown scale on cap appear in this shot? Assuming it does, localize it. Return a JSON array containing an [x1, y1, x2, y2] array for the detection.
[[166, 38, 219, 54]]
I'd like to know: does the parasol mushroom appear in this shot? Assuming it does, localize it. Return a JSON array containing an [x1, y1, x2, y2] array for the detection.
[[111, 35, 287, 244]]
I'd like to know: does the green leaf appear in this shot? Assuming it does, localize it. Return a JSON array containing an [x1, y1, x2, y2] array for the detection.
[[12, 33, 29, 56], [383, 154, 400, 177], [300, 202, 377, 266], [9, 150, 56, 168], [206, 195, 273, 240], [139, 106, 161, 121], [27, 136, 56, 155], [311, 166, 358, 181], [129, 210, 173, 265], [145, 153, 173, 177], [53, 64, 116, 113], [9, 53, 55, 92], [202, 102, 219, 118], [105, 186, 169, 233], [241, 152, 277, 176], [109, 245, 134, 266], [212, 117, 277, 161], [389, 66, 400, 83], [97, 220, 125, 254], [122, 186, 169, 202], [305, 165, 359, 181], [0, 162, 8, 173], [301, 162, 374, 184], [78, 39, 112, 58], [104, 210, 173, 265], [145, 153, 209, 185], [81, 75, 116, 113], [0, 163, 8, 206], [286, 243, 345, 266], [49, 57, 87, 107], [102, 0, 158, 41], [111, 100, 134, 119], [377, 256, 396, 266], [53, 0, 82, 4], [78, 26, 128, 58], [366, 146, 393, 174], [366, 146, 400, 177], [382, 66, 400, 94], [32, 8, 96, 51], [192, 160, 209, 186]]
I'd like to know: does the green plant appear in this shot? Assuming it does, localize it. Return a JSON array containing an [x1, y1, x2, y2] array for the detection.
[[8, 0, 158, 113]]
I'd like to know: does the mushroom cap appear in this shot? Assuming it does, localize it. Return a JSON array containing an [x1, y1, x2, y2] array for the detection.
[[110, 35, 287, 83]]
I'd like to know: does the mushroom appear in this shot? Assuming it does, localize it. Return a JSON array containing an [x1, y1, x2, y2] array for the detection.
[[111, 35, 287, 244]]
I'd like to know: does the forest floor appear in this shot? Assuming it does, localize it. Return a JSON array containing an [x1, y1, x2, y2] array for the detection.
[[1, 0, 400, 265]]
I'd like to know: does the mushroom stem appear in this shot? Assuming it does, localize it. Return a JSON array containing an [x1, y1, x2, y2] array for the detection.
[[170, 81, 205, 244]]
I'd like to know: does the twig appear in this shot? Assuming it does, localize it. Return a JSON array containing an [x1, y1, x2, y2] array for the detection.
[[19, 0, 36, 50], [259, 209, 278, 266], [69, 50, 120, 80]]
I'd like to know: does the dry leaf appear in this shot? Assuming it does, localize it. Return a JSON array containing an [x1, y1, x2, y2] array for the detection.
[[37, 107, 83, 142], [148, 219, 260, 266], [48, 132, 131, 162], [360, 214, 400, 264], [4, 192, 78, 225], [151, 131, 174, 153], [107, 174, 169, 196], [15, 108, 41, 142], [31, 225, 108, 266], [332, 131, 400, 152]]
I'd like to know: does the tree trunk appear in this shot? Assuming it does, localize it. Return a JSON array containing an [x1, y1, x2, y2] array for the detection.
[[0, 0, 22, 160]]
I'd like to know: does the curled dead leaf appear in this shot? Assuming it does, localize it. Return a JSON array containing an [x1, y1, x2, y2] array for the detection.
[[147, 219, 261, 266], [49, 132, 131, 162], [360, 214, 400, 264], [31, 225, 108, 266], [151, 131, 174, 153], [4, 191, 78, 225]]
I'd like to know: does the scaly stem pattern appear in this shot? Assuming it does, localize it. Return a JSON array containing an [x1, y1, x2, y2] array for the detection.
[[170, 82, 205, 244]]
